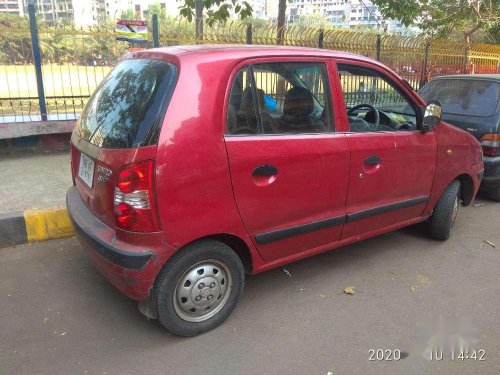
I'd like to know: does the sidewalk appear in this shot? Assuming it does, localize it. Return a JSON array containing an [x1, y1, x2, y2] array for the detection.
[[0, 153, 71, 214], [0, 152, 73, 247]]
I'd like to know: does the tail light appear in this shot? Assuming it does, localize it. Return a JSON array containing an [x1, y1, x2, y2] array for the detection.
[[480, 134, 500, 157], [114, 160, 159, 232]]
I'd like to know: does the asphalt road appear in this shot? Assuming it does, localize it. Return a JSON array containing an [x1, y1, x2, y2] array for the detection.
[[1, 194, 499, 375]]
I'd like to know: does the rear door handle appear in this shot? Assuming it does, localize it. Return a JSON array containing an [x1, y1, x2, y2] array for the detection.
[[364, 155, 381, 166], [253, 164, 278, 176]]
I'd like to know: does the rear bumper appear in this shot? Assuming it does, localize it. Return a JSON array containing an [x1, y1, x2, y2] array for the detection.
[[482, 155, 500, 189], [66, 186, 170, 300]]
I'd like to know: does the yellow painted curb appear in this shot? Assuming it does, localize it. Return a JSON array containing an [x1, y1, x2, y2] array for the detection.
[[24, 206, 74, 242]]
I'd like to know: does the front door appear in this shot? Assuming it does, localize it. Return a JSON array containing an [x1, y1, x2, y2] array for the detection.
[[224, 59, 350, 262], [334, 61, 437, 239]]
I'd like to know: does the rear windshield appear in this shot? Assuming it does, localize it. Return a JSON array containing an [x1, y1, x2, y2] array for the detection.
[[419, 79, 499, 118], [76, 59, 177, 148]]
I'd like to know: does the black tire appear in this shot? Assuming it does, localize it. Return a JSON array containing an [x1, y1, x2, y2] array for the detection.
[[430, 180, 461, 241], [153, 240, 244, 336], [488, 188, 500, 202]]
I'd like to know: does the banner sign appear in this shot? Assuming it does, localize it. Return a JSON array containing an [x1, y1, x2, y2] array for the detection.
[[115, 20, 148, 42]]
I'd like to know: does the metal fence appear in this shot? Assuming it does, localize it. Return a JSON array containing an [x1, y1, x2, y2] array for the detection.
[[1, 5, 499, 123]]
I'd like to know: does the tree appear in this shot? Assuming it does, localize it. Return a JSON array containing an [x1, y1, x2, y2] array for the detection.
[[371, 0, 500, 43], [179, 0, 253, 26], [120, 9, 140, 20], [277, 0, 287, 44], [297, 14, 330, 29]]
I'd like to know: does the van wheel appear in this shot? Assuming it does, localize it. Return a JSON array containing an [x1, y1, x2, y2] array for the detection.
[[153, 240, 244, 336], [430, 180, 461, 241]]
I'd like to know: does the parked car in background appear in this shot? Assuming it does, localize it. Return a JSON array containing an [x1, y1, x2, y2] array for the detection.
[[419, 75, 500, 200], [67, 46, 483, 336]]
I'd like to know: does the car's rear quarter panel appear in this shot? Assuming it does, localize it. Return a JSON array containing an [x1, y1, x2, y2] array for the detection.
[[154, 53, 259, 262]]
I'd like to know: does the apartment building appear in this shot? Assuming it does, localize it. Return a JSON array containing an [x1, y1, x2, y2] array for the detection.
[[289, 0, 408, 33], [0, 0, 24, 15]]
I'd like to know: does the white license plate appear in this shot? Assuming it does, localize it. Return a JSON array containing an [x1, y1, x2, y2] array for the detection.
[[78, 153, 95, 188]]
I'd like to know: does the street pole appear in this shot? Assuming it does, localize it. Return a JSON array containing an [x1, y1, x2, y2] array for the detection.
[[28, 3, 47, 121]]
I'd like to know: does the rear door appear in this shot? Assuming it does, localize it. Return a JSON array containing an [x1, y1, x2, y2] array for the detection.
[[333, 61, 437, 239], [224, 58, 350, 262]]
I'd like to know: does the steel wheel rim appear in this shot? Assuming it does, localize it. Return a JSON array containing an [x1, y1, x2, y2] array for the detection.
[[173, 259, 233, 323]]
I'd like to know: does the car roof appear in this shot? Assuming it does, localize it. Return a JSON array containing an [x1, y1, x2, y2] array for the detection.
[[430, 74, 500, 82], [145, 44, 377, 64]]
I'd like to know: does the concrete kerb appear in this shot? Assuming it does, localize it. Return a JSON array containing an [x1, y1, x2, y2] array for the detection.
[[0, 206, 74, 248]]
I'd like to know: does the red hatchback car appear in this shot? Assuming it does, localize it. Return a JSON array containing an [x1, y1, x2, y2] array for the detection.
[[67, 45, 484, 336]]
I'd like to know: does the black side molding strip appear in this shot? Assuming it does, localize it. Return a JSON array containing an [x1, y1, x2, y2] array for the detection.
[[254, 196, 429, 245], [347, 196, 429, 223], [255, 215, 346, 245]]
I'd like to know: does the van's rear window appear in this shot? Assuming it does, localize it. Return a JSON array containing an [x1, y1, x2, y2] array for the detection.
[[419, 79, 499, 118], [76, 59, 177, 148]]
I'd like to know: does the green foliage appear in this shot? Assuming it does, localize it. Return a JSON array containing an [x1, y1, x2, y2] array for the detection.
[[371, 0, 500, 42], [145, 3, 167, 26], [0, 14, 31, 63], [120, 9, 140, 20], [179, 0, 253, 26], [487, 24, 500, 43], [296, 14, 330, 29]]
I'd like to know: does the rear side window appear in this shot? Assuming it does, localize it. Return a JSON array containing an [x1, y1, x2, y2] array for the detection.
[[76, 59, 177, 148], [419, 79, 500, 117], [227, 62, 333, 135]]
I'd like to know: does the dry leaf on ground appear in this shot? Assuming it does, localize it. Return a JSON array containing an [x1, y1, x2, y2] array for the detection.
[[343, 286, 355, 295]]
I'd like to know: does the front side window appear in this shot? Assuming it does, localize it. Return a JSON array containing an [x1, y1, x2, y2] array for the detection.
[[338, 64, 417, 132], [227, 61, 333, 135]]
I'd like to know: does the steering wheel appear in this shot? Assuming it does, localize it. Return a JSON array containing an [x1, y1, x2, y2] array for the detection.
[[348, 104, 380, 131]]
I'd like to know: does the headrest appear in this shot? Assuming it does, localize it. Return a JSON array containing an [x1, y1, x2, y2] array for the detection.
[[241, 87, 265, 113], [283, 87, 314, 117]]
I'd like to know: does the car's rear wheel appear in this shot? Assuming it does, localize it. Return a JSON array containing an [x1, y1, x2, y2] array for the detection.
[[153, 240, 244, 336], [430, 180, 461, 241]]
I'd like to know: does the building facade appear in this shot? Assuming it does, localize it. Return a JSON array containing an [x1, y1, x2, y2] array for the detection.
[[288, 0, 409, 34], [24, 0, 74, 23], [0, 0, 24, 16]]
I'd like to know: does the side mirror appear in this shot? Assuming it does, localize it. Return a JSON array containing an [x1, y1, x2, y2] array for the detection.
[[422, 100, 442, 130]]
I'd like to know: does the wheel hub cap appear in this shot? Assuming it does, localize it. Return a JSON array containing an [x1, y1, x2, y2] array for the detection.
[[173, 260, 232, 323]]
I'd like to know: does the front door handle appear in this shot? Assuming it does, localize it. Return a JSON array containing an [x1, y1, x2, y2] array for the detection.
[[253, 164, 278, 176], [364, 155, 381, 166]]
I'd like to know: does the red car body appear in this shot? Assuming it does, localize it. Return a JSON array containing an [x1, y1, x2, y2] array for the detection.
[[67, 45, 484, 303]]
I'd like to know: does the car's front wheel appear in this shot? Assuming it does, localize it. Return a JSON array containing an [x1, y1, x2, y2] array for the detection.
[[430, 180, 461, 241], [153, 240, 245, 336]]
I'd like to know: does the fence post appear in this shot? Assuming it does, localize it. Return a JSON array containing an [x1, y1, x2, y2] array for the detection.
[[28, 4, 47, 121], [419, 41, 430, 89], [461, 44, 469, 74], [246, 23, 252, 45], [152, 14, 159, 48], [195, 0, 203, 42], [318, 29, 324, 49], [375, 34, 381, 61]]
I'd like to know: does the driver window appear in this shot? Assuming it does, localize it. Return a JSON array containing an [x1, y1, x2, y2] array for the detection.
[[338, 64, 417, 133]]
